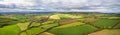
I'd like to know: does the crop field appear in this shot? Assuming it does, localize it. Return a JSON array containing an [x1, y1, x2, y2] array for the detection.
[[90, 19, 120, 28], [0, 13, 120, 35], [88, 29, 120, 35], [48, 25, 97, 35]]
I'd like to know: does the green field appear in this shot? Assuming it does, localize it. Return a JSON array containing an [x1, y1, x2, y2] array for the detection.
[[90, 19, 120, 28], [48, 25, 97, 35], [54, 22, 84, 29], [0, 25, 20, 35]]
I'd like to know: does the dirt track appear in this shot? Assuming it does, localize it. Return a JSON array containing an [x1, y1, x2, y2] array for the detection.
[[114, 23, 120, 29]]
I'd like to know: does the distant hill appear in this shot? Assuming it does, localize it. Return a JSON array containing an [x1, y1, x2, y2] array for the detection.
[[0, 12, 54, 14], [0, 12, 119, 14]]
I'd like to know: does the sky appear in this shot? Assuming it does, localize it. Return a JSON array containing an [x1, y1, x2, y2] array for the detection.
[[0, 0, 120, 13]]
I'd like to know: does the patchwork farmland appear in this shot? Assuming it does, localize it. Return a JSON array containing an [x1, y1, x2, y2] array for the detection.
[[0, 13, 120, 35]]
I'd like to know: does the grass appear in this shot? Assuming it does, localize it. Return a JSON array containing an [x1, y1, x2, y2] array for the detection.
[[54, 22, 84, 29], [48, 25, 97, 35], [0, 25, 20, 35], [90, 19, 120, 28], [39, 32, 55, 35], [26, 23, 58, 35], [17, 22, 30, 30], [50, 15, 60, 19], [26, 27, 44, 35], [20, 32, 27, 35]]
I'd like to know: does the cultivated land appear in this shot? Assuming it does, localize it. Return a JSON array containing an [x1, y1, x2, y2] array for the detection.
[[48, 25, 97, 35], [88, 29, 120, 35], [0, 12, 120, 35], [90, 19, 120, 28]]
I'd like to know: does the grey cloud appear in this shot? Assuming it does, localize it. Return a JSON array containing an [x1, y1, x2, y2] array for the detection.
[[0, 0, 120, 13]]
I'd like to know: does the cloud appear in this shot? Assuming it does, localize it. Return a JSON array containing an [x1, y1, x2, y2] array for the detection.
[[0, 0, 120, 13], [39, 0, 89, 9], [0, 0, 36, 7]]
